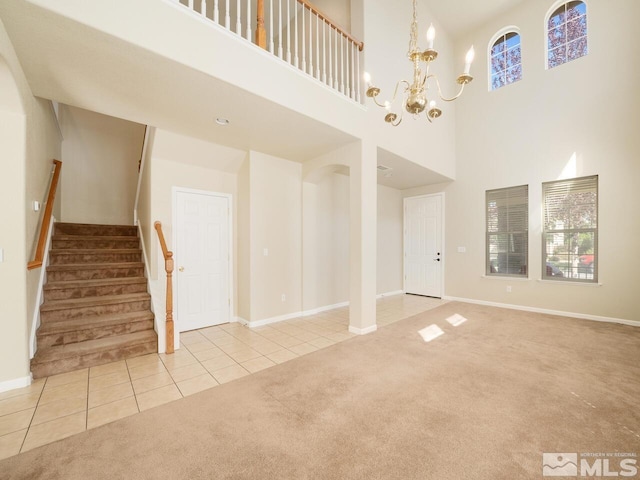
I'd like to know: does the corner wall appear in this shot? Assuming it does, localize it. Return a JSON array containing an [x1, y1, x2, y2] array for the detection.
[[59, 105, 145, 225], [407, 0, 640, 321], [0, 18, 61, 388]]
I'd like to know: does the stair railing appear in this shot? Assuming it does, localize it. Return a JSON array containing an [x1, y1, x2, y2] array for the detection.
[[172, 0, 364, 103], [154, 221, 175, 354], [28, 160, 62, 270]]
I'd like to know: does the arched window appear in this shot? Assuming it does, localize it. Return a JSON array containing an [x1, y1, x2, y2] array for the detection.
[[547, 1, 587, 69], [490, 30, 522, 91]]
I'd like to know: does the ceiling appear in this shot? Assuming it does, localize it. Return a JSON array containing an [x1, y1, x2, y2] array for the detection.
[[0, 0, 523, 189], [426, 0, 527, 38]]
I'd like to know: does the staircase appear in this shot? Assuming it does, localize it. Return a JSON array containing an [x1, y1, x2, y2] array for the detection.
[[31, 223, 157, 378]]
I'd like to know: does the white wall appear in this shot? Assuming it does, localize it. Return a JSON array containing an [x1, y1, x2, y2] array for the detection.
[[248, 151, 303, 321], [0, 18, 61, 388], [302, 171, 350, 311], [405, 0, 640, 322], [377, 183, 403, 295], [144, 129, 244, 350], [59, 105, 144, 225]]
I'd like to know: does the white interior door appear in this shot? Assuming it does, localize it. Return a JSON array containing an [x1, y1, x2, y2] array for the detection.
[[404, 194, 443, 298], [175, 190, 230, 332]]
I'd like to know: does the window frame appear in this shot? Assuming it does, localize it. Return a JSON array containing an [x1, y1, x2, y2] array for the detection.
[[488, 27, 523, 91], [486, 184, 529, 278], [541, 175, 598, 283], [545, 0, 588, 70]]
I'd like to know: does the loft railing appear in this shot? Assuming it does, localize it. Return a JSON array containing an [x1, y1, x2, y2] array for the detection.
[[173, 0, 364, 103], [154, 221, 175, 354], [28, 160, 62, 270]]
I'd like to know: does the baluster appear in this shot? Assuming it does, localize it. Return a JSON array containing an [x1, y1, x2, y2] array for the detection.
[[301, 4, 306, 73], [350, 42, 355, 99], [328, 23, 332, 87], [214, 0, 219, 23], [278, 0, 283, 59], [189, 0, 194, 9], [308, 8, 314, 76], [225, 0, 230, 29], [293, 0, 298, 68], [356, 47, 361, 103], [269, 0, 274, 53], [340, 34, 345, 94], [201, 0, 207, 16], [236, 0, 241, 35], [286, 0, 291, 63], [246, 0, 251, 40], [322, 20, 327, 83], [316, 14, 320, 79]]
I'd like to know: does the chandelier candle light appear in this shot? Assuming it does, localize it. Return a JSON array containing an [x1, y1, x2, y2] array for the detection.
[[365, 0, 475, 126]]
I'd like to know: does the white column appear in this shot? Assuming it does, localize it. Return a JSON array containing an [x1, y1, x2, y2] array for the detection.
[[349, 141, 377, 335]]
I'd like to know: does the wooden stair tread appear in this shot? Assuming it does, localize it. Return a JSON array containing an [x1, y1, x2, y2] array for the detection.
[[38, 311, 155, 334], [44, 277, 147, 290], [53, 234, 139, 241], [47, 262, 144, 271], [41, 292, 150, 312], [50, 248, 141, 254], [32, 330, 157, 363]]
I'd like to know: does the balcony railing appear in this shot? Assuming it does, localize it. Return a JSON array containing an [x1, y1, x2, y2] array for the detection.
[[173, 0, 364, 103]]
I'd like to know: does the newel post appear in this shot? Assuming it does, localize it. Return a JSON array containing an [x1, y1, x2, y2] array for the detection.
[[256, 0, 266, 49], [165, 252, 175, 354]]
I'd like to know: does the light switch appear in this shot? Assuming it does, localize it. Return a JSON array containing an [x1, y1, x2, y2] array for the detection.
[[0, 248, 4, 262], [33, 201, 41, 212], [457, 247, 466, 253], [263, 248, 268, 256]]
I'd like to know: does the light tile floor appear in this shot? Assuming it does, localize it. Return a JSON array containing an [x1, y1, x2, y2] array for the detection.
[[0, 294, 444, 460]]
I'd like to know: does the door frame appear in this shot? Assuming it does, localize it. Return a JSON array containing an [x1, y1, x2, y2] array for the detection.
[[172, 186, 234, 332], [403, 192, 446, 298]]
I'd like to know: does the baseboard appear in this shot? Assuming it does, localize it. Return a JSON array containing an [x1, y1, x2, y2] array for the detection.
[[234, 316, 249, 326], [377, 290, 404, 299], [349, 324, 378, 335], [0, 374, 32, 394], [243, 291, 404, 329], [444, 296, 640, 327], [301, 301, 349, 317]]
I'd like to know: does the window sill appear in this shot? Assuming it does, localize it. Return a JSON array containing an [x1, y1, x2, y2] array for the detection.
[[537, 279, 603, 287], [481, 275, 530, 282]]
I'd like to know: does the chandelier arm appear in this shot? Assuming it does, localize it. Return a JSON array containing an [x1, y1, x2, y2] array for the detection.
[[427, 74, 467, 102]]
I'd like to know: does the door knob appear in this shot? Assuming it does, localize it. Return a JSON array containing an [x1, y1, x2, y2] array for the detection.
[[434, 258, 440, 262], [178, 266, 185, 272]]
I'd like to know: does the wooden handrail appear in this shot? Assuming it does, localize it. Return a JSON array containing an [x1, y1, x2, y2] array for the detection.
[[297, 0, 364, 51], [255, 0, 364, 52], [154, 221, 175, 354], [28, 160, 62, 270]]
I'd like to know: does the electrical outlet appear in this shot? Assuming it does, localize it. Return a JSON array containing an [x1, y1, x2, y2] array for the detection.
[[506, 286, 512, 293], [281, 294, 286, 302], [263, 248, 269, 256], [457, 246, 466, 253]]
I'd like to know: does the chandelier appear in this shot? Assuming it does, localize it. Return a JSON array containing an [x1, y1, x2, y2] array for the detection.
[[364, 0, 475, 126]]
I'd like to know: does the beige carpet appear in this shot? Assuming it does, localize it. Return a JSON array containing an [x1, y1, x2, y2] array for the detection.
[[3, 302, 639, 479]]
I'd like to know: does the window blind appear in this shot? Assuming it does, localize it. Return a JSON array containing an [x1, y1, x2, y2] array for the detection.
[[486, 184, 529, 276]]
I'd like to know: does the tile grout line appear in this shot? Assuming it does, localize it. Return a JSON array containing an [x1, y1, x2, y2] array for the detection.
[[18, 376, 48, 454]]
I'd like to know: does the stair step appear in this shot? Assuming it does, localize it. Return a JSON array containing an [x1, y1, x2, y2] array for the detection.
[[31, 330, 157, 379], [37, 311, 155, 348], [52, 235, 141, 250], [41, 293, 151, 322], [44, 277, 148, 301], [49, 249, 142, 265], [47, 262, 145, 282], [54, 223, 138, 237]]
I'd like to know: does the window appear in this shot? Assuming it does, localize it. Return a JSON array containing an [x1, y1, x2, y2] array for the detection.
[[547, 1, 588, 69], [542, 175, 598, 282], [486, 185, 528, 277], [490, 31, 522, 90]]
